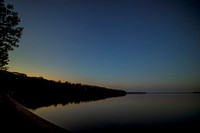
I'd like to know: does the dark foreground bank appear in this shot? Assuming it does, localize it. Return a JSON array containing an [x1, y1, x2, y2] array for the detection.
[[0, 94, 71, 133]]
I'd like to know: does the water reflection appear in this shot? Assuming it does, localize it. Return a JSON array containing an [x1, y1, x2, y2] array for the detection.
[[30, 94, 200, 132], [12, 89, 126, 109]]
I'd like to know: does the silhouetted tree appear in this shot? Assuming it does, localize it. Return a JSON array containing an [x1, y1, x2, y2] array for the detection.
[[0, 0, 23, 70]]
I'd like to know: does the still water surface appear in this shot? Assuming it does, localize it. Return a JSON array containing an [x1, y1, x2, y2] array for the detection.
[[29, 94, 200, 132]]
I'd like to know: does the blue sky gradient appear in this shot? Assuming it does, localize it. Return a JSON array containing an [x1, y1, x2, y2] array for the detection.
[[7, 0, 200, 91]]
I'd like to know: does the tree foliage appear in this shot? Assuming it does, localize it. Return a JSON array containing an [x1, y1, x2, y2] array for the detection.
[[0, 0, 23, 70]]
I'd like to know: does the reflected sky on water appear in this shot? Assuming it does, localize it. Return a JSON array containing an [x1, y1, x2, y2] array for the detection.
[[30, 94, 200, 132]]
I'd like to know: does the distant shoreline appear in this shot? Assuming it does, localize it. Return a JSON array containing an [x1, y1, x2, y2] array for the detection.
[[127, 91, 200, 94], [126, 92, 146, 94]]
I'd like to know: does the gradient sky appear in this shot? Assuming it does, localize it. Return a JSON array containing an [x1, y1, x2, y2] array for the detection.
[[6, 0, 200, 91]]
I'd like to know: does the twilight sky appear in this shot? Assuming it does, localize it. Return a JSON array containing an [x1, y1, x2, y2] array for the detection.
[[6, 0, 200, 91]]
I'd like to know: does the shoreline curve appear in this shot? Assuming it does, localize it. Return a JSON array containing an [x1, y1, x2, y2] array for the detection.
[[0, 94, 71, 133]]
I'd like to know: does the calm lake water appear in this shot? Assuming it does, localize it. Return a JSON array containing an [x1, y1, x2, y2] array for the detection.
[[29, 94, 200, 132]]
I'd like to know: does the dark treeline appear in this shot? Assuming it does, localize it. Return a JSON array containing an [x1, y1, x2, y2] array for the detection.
[[0, 70, 126, 109]]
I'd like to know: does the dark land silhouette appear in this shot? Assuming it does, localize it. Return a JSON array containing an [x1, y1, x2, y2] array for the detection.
[[0, 69, 126, 133], [0, 70, 126, 109], [0, 94, 71, 133]]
